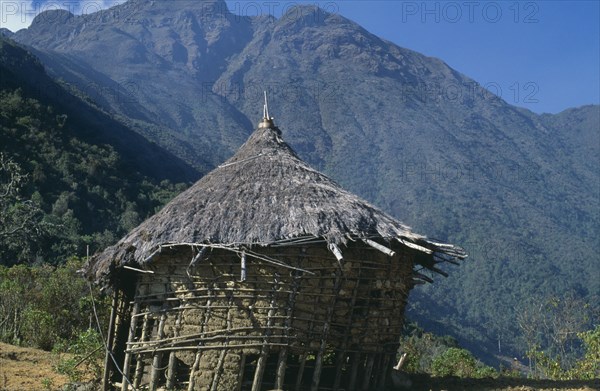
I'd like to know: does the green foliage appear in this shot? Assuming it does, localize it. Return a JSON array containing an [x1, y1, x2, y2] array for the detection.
[[570, 325, 600, 379], [518, 294, 597, 379], [54, 328, 104, 382], [399, 322, 497, 379], [526, 325, 600, 380], [429, 348, 497, 379], [41, 377, 54, 391], [0, 88, 189, 265], [398, 322, 459, 373], [0, 259, 110, 350]]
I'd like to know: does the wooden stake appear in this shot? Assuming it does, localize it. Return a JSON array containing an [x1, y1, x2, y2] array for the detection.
[[187, 286, 214, 391], [377, 354, 391, 389], [361, 354, 375, 390], [334, 265, 362, 390], [240, 252, 247, 282], [252, 279, 279, 391], [149, 313, 167, 391], [348, 352, 360, 390], [133, 312, 150, 389], [121, 301, 141, 391], [275, 272, 301, 389], [294, 353, 308, 391], [236, 354, 246, 391], [102, 290, 119, 391], [311, 265, 343, 391], [211, 294, 234, 391], [166, 310, 183, 389]]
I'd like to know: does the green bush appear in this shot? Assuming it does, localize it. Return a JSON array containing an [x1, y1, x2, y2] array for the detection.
[[54, 328, 104, 382], [0, 258, 110, 350], [527, 325, 600, 380], [431, 347, 497, 378]]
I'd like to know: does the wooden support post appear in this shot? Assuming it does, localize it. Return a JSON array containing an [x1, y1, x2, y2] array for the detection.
[[187, 350, 202, 391], [102, 289, 120, 391], [252, 280, 278, 391], [371, 354, 383, 390], [236, 354, 246, 391], [188, 286, 214, 391], [121, 301, 141, 391], [348, 352, 361, 391], [377, 354, 391, 389], [240, 252, 247, 282], [311, 265, 343, 391], [333, 352, 347, 390], [294, 353, 308, 391], [210, 295, 233, 391], [275, 272, 301, 389], [149, 312, 167, 391], [166, 310, 183, 390], [133, 312, 150, 389], [361, 354, 375, 391], [334, 267, 362, 391]]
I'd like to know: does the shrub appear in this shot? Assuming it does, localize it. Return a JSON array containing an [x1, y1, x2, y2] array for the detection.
[[431, 347, 497, 378]]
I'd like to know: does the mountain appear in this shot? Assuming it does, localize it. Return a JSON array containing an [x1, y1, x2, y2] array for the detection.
[[0, 28, 13, 38], [0, 36, 198, 264], [11, 0, 600, 362]]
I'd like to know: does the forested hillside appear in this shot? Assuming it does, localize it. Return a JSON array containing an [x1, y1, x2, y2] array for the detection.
[[0, 37, 197, 264]]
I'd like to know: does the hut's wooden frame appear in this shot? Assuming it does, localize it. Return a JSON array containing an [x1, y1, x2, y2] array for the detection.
[[102, 239, 423, 391]]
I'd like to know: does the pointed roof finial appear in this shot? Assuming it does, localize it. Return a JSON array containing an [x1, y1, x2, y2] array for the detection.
[[264, 91, 270, 120], [259, 91, 275, 128]]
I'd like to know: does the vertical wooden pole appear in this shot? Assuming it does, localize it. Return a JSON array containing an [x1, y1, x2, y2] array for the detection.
[[252, 279, 278, 391], [275, 272, 301, 389], [121, 301, 141, 391], [187, 350, 202, 391], [294, 353, 308, 391], [149, 312, 167, 391], [334, 266, 362, 390], [166, 309, 183, 389], [102, 289, 120, 391], [361, 354, 375, 390], [188, 286, 214, 391], [311, 264, 343, 391], [348, 352, 361, 391], [377, 354, 391, 389], [211, 294, 233, 391], [133, 311, 150, 389], [236, 354, 246, 391], [333, 351, 347, 390]]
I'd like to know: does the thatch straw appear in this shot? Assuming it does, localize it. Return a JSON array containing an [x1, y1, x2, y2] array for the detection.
[[85, 123, 466, 284]]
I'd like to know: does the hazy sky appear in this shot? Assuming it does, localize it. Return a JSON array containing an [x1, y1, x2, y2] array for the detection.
[[1, 0, 598, 114]]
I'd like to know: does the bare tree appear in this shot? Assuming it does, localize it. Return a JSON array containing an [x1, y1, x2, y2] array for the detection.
[[0, 154, 45, 263], [517, 292, 595, 377]]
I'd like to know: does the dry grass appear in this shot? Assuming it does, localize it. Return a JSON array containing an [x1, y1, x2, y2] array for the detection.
[[0, 342, 70, 391]]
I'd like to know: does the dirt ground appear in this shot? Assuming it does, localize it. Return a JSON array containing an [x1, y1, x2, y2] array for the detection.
[[0, 342, 72, 391], [0, 342, 598, 391]]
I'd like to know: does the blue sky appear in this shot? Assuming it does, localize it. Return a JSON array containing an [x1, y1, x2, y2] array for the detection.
[[1, 0, 598, 114]]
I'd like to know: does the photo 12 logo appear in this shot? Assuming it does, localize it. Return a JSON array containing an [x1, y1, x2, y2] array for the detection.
[[0, 1, 125, 27], [400, 1, 539, 23]]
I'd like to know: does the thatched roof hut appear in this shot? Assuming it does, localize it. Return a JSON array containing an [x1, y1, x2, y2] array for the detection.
[[86, 107, 466, 391]]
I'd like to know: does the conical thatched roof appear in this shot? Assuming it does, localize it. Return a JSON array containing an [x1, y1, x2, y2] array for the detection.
[[86, 120, 465, 283]]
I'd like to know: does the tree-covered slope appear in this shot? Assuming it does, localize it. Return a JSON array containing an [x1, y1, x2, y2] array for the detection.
[[0, 37, 198, 264]]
